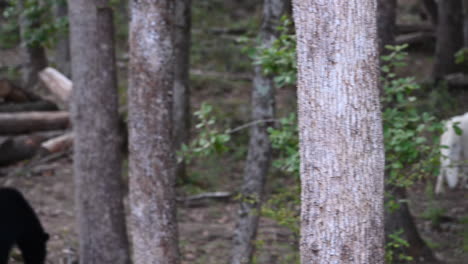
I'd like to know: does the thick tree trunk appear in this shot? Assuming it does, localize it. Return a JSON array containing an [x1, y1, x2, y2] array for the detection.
[[173, 0, 191, 181], [128, 1, 180, 263], [17, 0, 48, 92], [433, 0, 463, 79], [293, 0, 385, 263], [69, 3, 131, 264], [230, 1, 287, 263], [54, 0, 71, 77]]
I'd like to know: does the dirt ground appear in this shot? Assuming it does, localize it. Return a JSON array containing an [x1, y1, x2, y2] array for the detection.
[[0, 154, 467, 264]]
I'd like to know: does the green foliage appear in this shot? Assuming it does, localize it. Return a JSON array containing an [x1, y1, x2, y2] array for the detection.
[[0, 0, 68, 48], [385, 230, 414, 263], [254, 16, 296, 87], [421, 206, 447, 227], [455, 48, 468, 70], [179, 103, 231, 163], [381, 45, 443, 192], [268, 113, 300, 175]]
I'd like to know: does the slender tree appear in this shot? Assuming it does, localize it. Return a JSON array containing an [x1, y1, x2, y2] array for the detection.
[[377, 0, 396, 54], [54, 0, 70, 77], [463, 0, 468, 47], [173, 0, 191, 181], [422, 0, 438, 25], [68, 1, 130, 263], [128, 1, 180, 263], [230, 1, 288, 264], [433, 0, 463, 79], [18, 0, 48, 91], [293, 0, 385, 262]]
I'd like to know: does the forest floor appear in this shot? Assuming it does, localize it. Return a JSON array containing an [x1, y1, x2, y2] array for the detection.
[[0, 146, 467, 264]]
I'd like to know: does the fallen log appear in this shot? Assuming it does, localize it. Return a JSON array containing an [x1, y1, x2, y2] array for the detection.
[[39, 67, 72, 106], [0, 111, 70, 134], [396, 31, 435, 46], [0, 130, 64, 166], [0, 79, 40, 102], [40, 132, 73, 154], [0, 100, 58, 112]]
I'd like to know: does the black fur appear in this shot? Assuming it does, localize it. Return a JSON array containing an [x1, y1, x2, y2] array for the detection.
[[0, 188, 48, 264]]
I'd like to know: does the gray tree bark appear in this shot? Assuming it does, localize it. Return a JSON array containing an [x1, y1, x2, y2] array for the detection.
[[54, 0, 71, 77], [128, 1, 180, 263], [18, 0, 48, 92], [173, 0, 191, 181], [68, 2, 131, 264], [230, 1, 288, 264], [433, 0, 463, 79], [293, 0, 385, 263]]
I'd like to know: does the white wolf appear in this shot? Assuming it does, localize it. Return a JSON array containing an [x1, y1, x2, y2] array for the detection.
[[435, 112, 468, 194]]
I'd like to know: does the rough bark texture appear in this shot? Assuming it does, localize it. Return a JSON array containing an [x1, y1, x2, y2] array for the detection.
[[377, 0, 396, 54], [173, 0, 191, 181], [293, 0, 385, 263], [128, 1, 180, 263], [230, 1, 287, 264], [69, 2, 131, 264], [17, 0, 48, 92], [433, 0, 463, 79], [54, 0, 71, 77]]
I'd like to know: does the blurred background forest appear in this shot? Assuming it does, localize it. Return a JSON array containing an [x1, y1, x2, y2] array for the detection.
[[0, 0, 467, 263]]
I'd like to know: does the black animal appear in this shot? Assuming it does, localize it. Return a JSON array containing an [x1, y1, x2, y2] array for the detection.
[[0, 188, 48, 264]]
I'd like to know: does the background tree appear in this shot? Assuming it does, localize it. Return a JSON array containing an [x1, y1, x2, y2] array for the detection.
[[128, 1, 180, 263], [18, 0, 47, 91], [68, 1, 131, 263], [292, 0, 385, 262], [230, 1, 288, 263], [378, 2, 439, 263], [173, 0, 191, 181], [433, 0, 463, 79], [54, 0, 70, 77]]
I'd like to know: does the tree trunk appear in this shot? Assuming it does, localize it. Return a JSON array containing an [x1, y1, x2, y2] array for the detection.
[[463, 0, 468, 47], [128, 1, 180, 263], [230, 1, 287, 263], [173, 0, 191, 182], [54, 0, 71, 77], [69, 2, 131, 264], [422, 0, 438, 25], [378, 2, 439, 263], [377, 0, 396, 54], [433, 0, 463, 79], [293, 0, 385, 263], [17, 0, 48, 92], [385, 187, 438, 263]]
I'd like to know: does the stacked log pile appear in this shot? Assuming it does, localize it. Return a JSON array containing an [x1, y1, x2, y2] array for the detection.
[[0, 68, 73, 168]]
